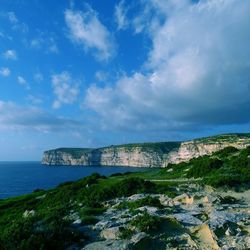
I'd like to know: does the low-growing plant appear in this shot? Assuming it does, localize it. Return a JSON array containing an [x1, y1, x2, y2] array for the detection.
[[117, 196, 162, 210], [130, 212, 164, 232]]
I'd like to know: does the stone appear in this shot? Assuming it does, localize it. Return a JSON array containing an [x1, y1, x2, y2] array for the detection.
[[193, 224, 220, 250], [101, 226, 122, 240], [72, 219, 82, 225], [159, 194, 171, 206], [173, 193, 194, 205], [130, 232, 147, 244], [23, 210, 35, 218], [136, 206, 159, 215], [172, 213, 203, 226], [82, 239, 130, 250]]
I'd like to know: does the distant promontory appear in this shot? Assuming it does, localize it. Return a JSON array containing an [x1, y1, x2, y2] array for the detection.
[[42, 133, 250, 167]]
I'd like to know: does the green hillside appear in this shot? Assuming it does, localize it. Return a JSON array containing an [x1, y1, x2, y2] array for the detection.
[[0, 145, 249, 249]]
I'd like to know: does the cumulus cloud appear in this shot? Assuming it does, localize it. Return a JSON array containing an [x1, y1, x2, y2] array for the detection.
[[34, 72, 44, 83], [0, 11, 28, 33], [85, 0, 250, 132], [30, 34, 59, 54], [17, 76, 30, 90], [2, 49, 17, 60], [65, 6, 115, 61], [115, 0, 129, 30], [51, 71, 79, 109], [0, 67, 10, 77], [0, 100, 81, 132]]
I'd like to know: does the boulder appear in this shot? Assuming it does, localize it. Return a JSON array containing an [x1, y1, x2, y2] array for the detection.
[[101, 226, 122, 240], [193, 224, 220, 250], [23, 210, 35, 218], [174, 193, 194, 205], [82, 239, 130, 250], [172, 213, 203, 226]]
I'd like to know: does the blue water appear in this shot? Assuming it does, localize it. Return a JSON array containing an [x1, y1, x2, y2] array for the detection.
[[0, 162, 146, 199]]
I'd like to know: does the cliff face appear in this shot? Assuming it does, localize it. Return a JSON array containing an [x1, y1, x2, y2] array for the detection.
[[42, 134, 250, 167]]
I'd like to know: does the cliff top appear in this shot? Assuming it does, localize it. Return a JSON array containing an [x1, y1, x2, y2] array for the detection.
[[44, 133, 250, 154]]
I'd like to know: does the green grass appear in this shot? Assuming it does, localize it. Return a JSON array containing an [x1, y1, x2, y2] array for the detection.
[[1, 144, 250, 249], [116, 196, 163, 210], [130, 212, 164, 233]]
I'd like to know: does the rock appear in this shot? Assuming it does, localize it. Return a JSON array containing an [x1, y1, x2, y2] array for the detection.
[[42, 135, 250, 167], [173, 193, 194, 205], [94, 220, 118, 230], [130, 232, 147, 244], [193, 224, 220, 250], [159, 194, 171, 206], [175, 233, 197, 249], [23, 210, 35, 218], [72, 219, 82, 225], [101, 226, 122, 240], [201, 196, 209, 203], [209, 210, 248, 230], [172, 213, 203, 226], [127, 193, 146, 201], [82, 239, 130, 250], [136, 206, 159, 215]]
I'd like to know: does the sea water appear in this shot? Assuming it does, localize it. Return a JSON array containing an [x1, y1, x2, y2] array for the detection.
[[0, 162, 145, 199]]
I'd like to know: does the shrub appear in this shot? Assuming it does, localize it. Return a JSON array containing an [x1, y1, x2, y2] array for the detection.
[[130, 212, 163, 232], [214, 146, 239, 158], [187, 157, 223, 178], [117, 196, 162, 210]]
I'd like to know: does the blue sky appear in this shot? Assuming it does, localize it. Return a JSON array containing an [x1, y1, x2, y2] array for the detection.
[[0, 0, 250, 160]]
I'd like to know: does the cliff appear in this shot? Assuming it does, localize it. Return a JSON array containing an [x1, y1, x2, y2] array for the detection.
[[42, 133, 250, 167]]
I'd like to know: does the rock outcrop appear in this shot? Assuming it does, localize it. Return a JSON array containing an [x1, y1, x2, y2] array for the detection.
[[42, 133, 250, 167]]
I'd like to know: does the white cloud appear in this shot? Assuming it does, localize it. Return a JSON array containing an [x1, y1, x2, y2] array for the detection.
[[51, 72, 79, 109], [95, 71, 108, 82], [30, 34, 59, 54], [17, 75, 30, 89], [26, 95, 43, 105], [0, 67, 10, 77], [65, 6, 115, 61], [0, 11, 28, 33], [17, 76, 26, 85], [2, 49, 17, 60], [6, 12, 18, 24], [85, 0, 250, 132], [115, 0, 129, 30], [34, 72, 44, 83]]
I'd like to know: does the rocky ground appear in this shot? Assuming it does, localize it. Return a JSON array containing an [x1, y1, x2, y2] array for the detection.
[[66, 184, 250, 250]]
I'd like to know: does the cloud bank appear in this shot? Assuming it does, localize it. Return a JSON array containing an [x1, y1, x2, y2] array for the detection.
[[85, 0, 250, 132], [0, 100, 81, 132]]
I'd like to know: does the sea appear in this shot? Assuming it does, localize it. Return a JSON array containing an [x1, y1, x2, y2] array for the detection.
[[0, 162, 146, 199]]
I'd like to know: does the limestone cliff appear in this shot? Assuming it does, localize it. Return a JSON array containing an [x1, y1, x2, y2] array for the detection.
[[42, 133, 250, 167]]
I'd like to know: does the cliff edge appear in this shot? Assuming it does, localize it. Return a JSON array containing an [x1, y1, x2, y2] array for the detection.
[[42, 133, 250, 167]]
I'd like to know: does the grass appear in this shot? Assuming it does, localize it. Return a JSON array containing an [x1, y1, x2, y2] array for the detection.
[[116, 196, 163, 210], [130, 212, 164, 233], [0, 144, 250, 249]]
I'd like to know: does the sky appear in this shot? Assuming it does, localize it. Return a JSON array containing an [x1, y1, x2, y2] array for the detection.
[[0, 0, 250, 160]]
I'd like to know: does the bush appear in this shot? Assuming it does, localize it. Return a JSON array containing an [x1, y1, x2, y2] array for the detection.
[[187, 157, 223, 178], [214, 146, 239, 158], [117, 196, 162, 210], [130, 212, 163, 232]]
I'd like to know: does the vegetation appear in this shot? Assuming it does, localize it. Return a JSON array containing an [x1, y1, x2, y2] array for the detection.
[[0, 173, 171, 249], [0, 144, 250, 248], [116, 196, 162, 210], [130, 212, 164, 232]]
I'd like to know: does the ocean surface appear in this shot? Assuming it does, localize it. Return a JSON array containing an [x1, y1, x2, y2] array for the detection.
[[0, 162, 146, 199]]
